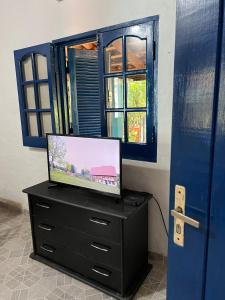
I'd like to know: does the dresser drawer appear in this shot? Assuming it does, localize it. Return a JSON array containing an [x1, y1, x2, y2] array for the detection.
[[33, 217, 122, 270], [30, 196, 121, 243], [30, 196, 61, 223], [83, 260, 121, 293], [36, 239, 122, 292]]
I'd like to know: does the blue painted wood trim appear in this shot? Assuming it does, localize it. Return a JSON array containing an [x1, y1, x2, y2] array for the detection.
[[53, 15, 159, 46], [98, 20, 157, 162], [204, 1, 225, 299], [167, 0, 222, 300], [14, 43, 57, 148], [23, 136, 47, 148], [53, 16, 158, 162], [60, 46, 70, 133], [68, 48, 79, 134]]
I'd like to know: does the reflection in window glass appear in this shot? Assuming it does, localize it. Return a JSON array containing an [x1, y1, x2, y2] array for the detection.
[[106, 77, 123, 108], [127, 74, 146, 108], [22, 56, 33, 81], [107, 112, 124, 141], [38, 83, 50, 109], [105, 38, 122, 73], [126, 37, 146, 71], [127, 112, 146, 143], [35, 54, 48, 80], [27, 112, 38, 136], [40, 112, 52, 136], [24, 84, 35, 109]]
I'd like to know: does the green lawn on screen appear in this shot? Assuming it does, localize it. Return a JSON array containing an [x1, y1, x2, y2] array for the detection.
[[50, 170, 120, 195]]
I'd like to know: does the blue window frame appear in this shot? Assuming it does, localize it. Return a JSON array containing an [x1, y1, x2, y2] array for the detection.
[[98, 21, 157, 162], [14, 16, 158, 162], [14, 43, 59, 148]]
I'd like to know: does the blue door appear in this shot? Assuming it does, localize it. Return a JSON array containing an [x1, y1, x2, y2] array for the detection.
[[167, 0, 223, 299], [204, 4, 225, 300]]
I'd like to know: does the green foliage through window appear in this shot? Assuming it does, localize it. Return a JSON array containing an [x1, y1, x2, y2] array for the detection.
[[127, 76, 146, 108]]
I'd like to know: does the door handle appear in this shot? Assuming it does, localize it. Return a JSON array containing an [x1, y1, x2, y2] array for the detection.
[[171, 209, 200, 229]]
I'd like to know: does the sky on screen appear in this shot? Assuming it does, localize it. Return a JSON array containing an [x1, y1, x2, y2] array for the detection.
[[58, 136, 120, 174]]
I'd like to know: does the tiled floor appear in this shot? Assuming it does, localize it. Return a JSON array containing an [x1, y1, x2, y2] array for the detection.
[[0, 203, 167, 300]]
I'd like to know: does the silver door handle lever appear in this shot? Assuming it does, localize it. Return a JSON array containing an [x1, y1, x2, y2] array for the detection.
[[171, 209, 200, 229]]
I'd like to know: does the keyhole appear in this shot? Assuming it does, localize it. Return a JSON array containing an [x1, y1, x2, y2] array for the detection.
[[176, 206, 183, 214]]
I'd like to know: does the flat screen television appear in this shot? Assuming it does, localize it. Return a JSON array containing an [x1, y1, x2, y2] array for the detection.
[[47, 134, 121, 197]]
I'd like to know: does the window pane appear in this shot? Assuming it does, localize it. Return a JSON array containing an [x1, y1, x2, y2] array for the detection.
[[35, 54, 48, 79], [127, 112, 146, 143], [126, 37, 146, 71], [40, 112, 52, 136], [27, 113, 38, 136], [38, 83, 50, 109], [127, 74, 146, 108], [107, 112, 124, 141], [22, 56, 33, 81], [105, 38, 122, 73], [24, 84, 35, 109], [106, 77, 123, 108]]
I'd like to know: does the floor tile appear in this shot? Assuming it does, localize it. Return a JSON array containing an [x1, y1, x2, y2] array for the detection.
[[0, 205, 167, 299]]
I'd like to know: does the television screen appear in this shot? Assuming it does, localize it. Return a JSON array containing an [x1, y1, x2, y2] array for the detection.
[[47, 135, 121, 196]]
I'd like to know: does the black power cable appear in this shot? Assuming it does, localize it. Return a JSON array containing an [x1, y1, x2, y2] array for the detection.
[[149, 195, 168, 237], [123, 190, 168, 237]]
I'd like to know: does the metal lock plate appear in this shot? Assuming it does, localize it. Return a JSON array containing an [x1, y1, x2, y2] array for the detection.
[[173, 185, 185, 247]]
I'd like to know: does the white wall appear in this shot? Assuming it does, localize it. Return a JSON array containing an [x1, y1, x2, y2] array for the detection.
[[0, 0, 176, 256]]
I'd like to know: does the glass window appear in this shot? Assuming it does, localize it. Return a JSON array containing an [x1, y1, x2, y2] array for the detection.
[[24, 84, 35, 109], [14, 44, 55, 148], [127, 74, 146, 108], [105, 77, 124, 108], [38, 83, 50, 109], [27, 112, 38, 136], [104, 38, 123, 73], [22, 56, 33, 81], [102, 22, 153, 159], [15, 19, 157, 159], [40, 112, 52, 136], [126, 37, 146, 71], [107, 112, 124, 141], [35, 54, 48, 79], [127, 112, 146, 143]]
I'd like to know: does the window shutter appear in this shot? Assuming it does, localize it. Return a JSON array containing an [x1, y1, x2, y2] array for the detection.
[[68, 49, 101, 136], [14, 43, 59, 148]]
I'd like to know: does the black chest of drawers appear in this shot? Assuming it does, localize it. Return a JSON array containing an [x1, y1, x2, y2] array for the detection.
[[24, 181, 151, 300]]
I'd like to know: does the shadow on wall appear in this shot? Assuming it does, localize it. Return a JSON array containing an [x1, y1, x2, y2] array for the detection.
[[122, 164, 170, 256]]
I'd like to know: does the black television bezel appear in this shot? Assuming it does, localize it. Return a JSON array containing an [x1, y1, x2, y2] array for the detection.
[[46, 133, 122, 198]]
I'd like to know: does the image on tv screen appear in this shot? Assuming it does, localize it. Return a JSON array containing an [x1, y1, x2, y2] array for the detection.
[[48, 135, 121, 195]]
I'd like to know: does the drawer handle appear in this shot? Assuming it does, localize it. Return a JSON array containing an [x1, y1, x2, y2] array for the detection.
[[89, 217, 110, 226], [36, 203, 51, 209], [38, 224, 54, 231], [90, 242, 110, 252], [91, 266, 111, 277], [40, 245, 55, 253]]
